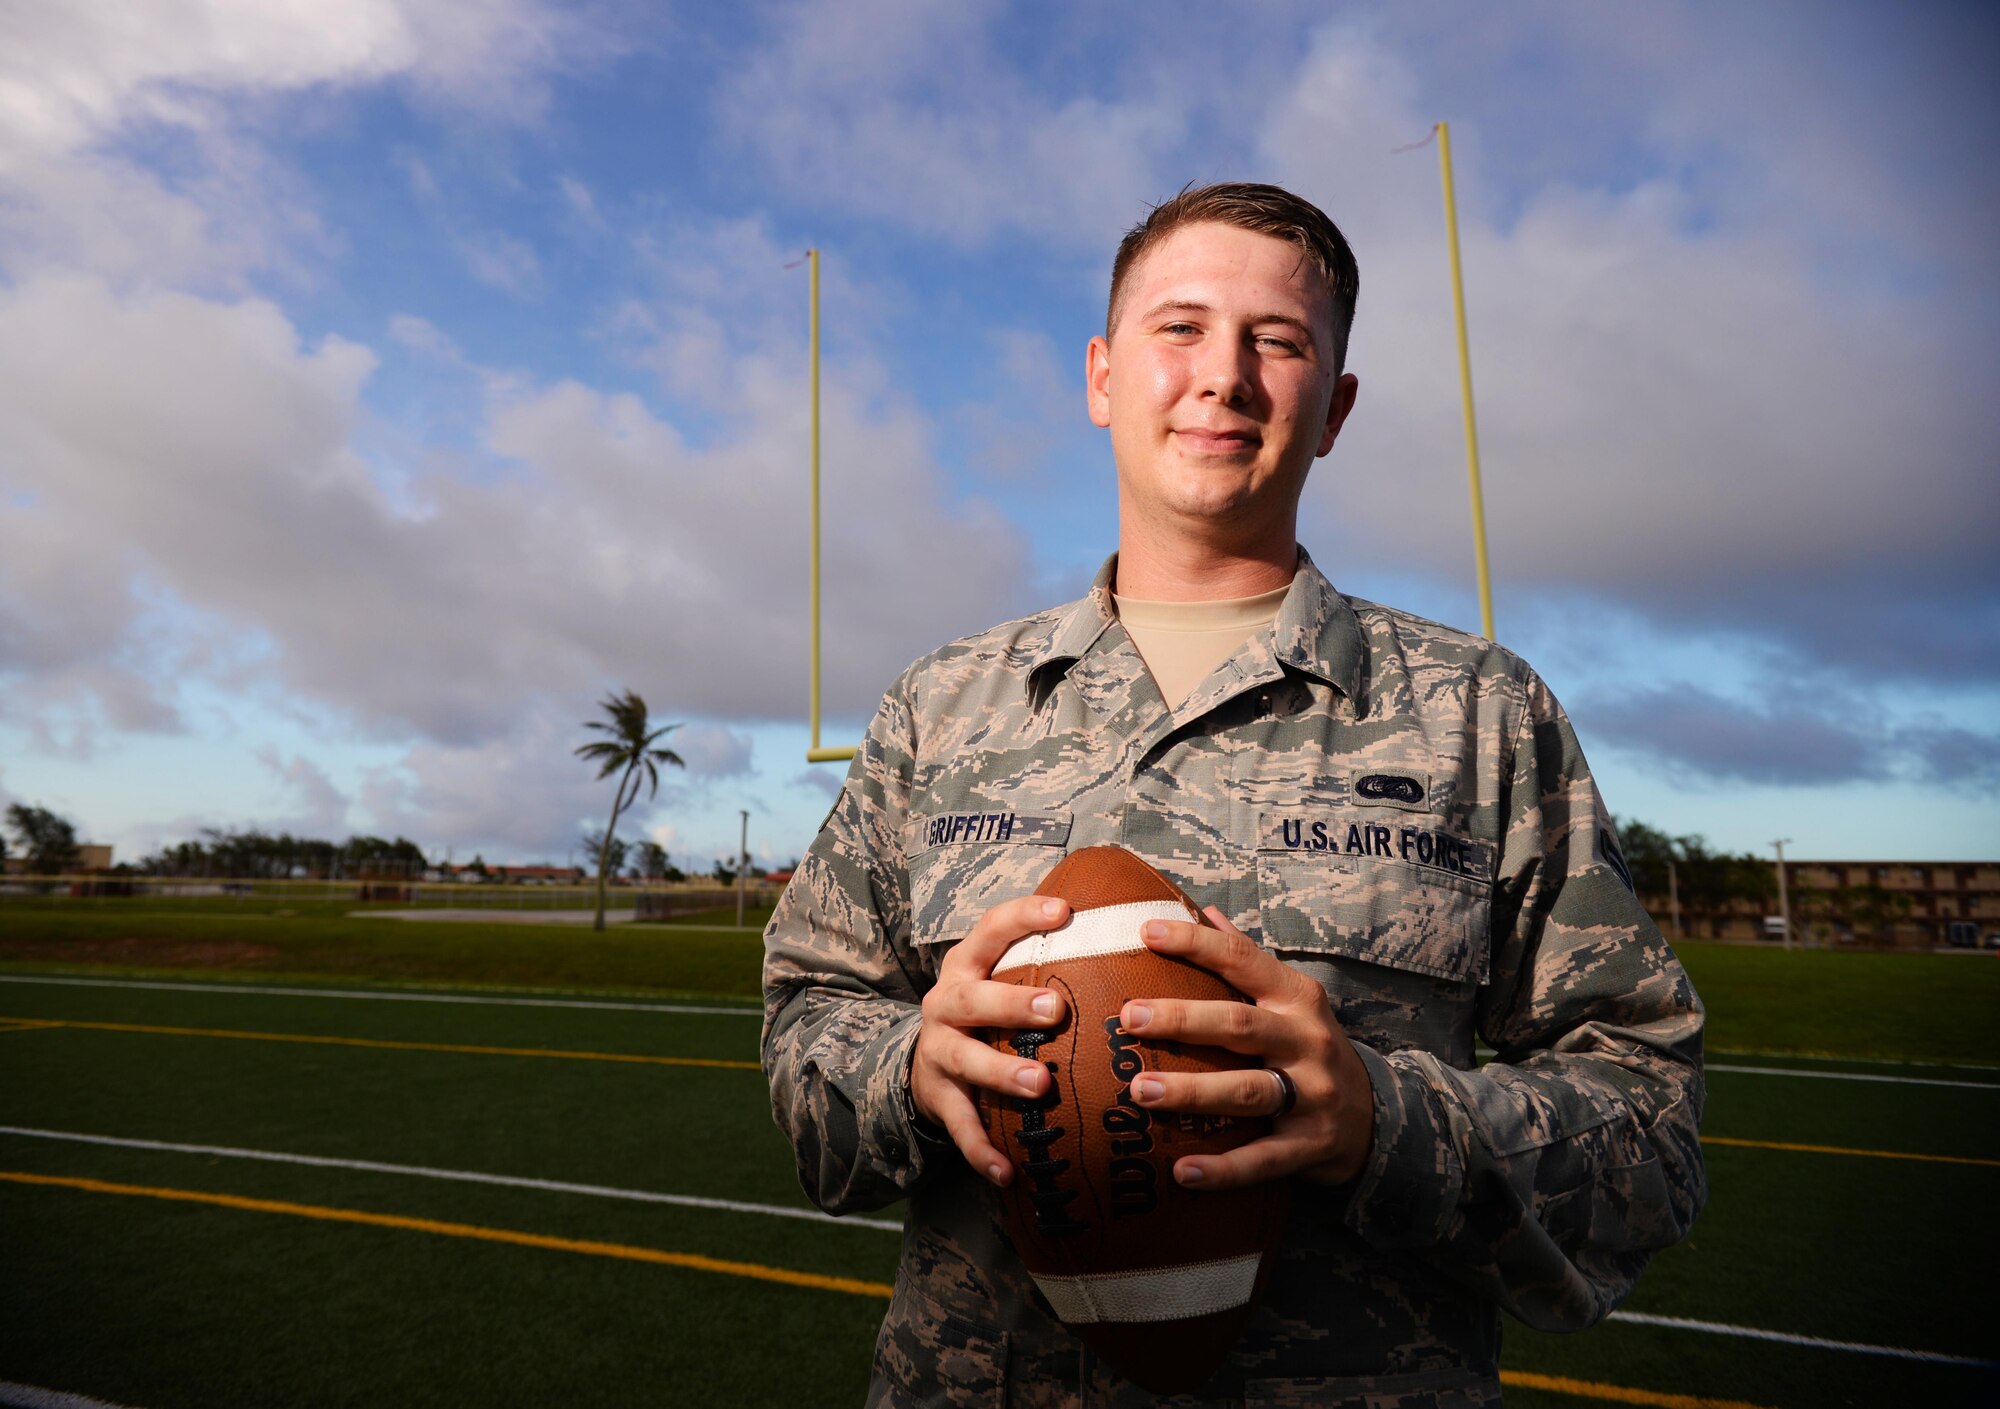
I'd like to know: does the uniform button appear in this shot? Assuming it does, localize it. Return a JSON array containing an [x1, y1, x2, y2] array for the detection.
[[1374, 1195, 1412, 1236]]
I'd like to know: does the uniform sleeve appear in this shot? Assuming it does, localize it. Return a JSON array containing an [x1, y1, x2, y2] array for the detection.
[[761, 674, 947, 1215], [1339, 668, 1707, 1331]]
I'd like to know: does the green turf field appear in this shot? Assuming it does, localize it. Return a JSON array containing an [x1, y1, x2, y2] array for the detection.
[[0, 895, 773, 999], [1, 905, 1995, 1407]]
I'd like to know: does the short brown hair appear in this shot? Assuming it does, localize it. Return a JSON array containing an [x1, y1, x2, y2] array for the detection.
[[1107, 182, 1360, 370]]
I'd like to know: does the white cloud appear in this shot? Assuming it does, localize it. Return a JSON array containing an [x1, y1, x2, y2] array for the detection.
[[715, 0, 1189, 248], [669, 724, 754, 780], [0, 1, 415, 165], [0, 269, 1035, 833], [1538, 1, 2000, 281], [254, 747, 353, 835], [361, 707, 606, 857], [0, 0, 608, 288], [707, 8, 1996, 689], [400, 152, 544, 296], [952, 329, 1085, 486], [1257, 25, 1999, 681], [0, 0, 603, 166], [0, 144, 306, 290], [456, 227, 543, 295], [8, 0, 1993, 861], [789, 767, 843, 801], [387, 313, 463, 360], [557, 173, 604, 230], [606, 215, 895, 410], [354, 706, 791, 861]]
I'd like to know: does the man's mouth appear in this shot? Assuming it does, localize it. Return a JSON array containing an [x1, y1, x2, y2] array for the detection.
[[1174, 428, 1259, 452]]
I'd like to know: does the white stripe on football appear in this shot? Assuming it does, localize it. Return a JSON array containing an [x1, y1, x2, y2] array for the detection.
[[1030, 1253, 1263, 1325], [991, 900, 1194, 977]]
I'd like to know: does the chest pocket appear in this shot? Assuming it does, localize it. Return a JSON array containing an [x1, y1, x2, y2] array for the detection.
[[1255, 810, 1492, 1057], [903, 810, 1073, 953]]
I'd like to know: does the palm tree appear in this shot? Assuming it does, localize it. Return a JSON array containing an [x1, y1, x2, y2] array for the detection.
[[574, 691, 685, 931]]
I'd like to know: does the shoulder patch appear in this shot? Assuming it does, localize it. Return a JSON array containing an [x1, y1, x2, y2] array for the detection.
[[1599, 830, 1634, 893]]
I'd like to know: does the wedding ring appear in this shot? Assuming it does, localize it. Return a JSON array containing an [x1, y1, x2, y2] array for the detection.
[[1266, 1066, 1298, 1118]]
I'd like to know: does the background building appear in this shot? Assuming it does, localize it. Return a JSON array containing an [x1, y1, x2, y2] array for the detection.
[[1645, 860, 2000, 947]]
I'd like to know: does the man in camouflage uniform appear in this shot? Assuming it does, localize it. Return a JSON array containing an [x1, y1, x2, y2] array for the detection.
[[763, 183, 1706, 1407]]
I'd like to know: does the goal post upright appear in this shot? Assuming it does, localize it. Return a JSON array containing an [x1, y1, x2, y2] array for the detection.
[[805, 246, 857, 763], [1435, 122, 1497, 643]]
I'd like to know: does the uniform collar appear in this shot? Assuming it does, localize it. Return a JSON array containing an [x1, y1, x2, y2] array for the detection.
[[1025, 545, 1365, 702], [1273, 545, 1366, 702]]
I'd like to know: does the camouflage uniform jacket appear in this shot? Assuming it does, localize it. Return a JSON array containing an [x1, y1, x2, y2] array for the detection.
[[763, 548, 1706, 1408]]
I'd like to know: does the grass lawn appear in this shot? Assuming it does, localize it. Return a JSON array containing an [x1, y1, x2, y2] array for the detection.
[[1676, 940, 2000, 1065], [0, 898, 766, 1001], [649, 902, 778, 927], [1, 902, 1996, 1407], [6, 900, 1993, 1062]]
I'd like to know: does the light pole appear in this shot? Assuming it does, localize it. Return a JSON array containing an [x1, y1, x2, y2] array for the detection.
[[737, 810, 750, 929], [1772, 839, 1794, 950], [1667, 857, 1681, 939]]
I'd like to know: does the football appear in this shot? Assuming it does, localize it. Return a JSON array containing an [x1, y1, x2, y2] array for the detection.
[[976, 845, 1288, 1394]]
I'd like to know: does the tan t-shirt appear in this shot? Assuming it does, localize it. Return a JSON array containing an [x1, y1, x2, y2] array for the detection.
[[1112, 584, 1289, 709]]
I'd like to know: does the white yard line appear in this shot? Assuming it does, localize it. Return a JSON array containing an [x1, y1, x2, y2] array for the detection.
[[7, 1125, 1993, 1371], [0, 974, 760, 1016], [1707, 1063, 2000, 1091], [0, 1384, 145, 1409], [1473, 1041, 2000, 1091], [0, 1126, 900, 1233], [1710, 1047, 2000, 1074], [1606, 1311, 1998, 1368]]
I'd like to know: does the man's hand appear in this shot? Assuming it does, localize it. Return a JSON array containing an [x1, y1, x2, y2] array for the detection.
[[909, 894, 1071, 1186], [1122, 906, 1376, 1190]]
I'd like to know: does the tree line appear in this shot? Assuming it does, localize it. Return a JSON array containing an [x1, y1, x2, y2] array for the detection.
[[4, 804, 81, 874], [1612, 819, 1777, 916], [2, 800, 747, 888], [1615, 817, 1916, 939], [140, 829, 429, 879], [11, 789, 1875, 935]]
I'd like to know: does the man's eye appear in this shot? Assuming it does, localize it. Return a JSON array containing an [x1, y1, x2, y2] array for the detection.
[[1162, 322, 1199, 336], [1256, 336, 1301, 354]]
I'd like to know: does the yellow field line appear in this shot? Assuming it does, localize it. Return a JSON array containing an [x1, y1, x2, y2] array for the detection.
[[0, 1019, 66, 1033], [1500, 1370, 1773, 1409], [0, 1170, 889, 1297], [0, 1017, 759, 1070], [1704, 1135, 2000, 1169], [1, 1170, 1791, 1408]]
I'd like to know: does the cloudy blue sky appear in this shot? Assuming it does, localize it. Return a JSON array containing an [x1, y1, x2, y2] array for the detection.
[[2, 0, 1995, 874]]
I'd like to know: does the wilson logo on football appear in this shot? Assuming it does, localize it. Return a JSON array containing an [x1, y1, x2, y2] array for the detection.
[[977, 845, 1290, 1395]]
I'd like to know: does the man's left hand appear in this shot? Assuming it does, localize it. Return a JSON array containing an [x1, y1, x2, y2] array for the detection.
[[1122, 906, 1376, 1189]]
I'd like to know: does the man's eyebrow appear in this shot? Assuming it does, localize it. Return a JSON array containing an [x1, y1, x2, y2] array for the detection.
[[1139, 299, 1318, 344], [1141, 299, 1214, 321]]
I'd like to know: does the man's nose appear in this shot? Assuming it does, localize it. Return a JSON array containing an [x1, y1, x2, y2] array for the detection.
[[1195, 336, 1255, 405]]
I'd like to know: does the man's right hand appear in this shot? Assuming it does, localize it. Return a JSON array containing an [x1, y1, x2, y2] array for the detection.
[[909, 893, 1071, 1186]]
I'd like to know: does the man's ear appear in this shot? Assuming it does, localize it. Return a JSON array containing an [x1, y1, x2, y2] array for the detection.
[[1316, 372, 1360, 457], [1087, 335, 1113, 429]]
